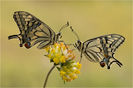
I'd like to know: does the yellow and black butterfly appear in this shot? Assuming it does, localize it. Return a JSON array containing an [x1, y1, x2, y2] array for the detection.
[[70, 26, 125, 69], [8, 11, 69, 49]]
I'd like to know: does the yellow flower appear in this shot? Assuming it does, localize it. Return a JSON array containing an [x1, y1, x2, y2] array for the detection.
[[59, 61, 81, 82], [60, 56, 66, 63], [74, 69, 80, 74], [45, 46, 50, 52], [45, 42, 82, 82], [60, 70, 66, 76], [76, 62, 82, 69], [53, 58, 59, 64], [45, 43, 75, 65]]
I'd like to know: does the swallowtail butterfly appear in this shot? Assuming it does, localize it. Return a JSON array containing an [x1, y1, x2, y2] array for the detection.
[[8, 11, 69, 49], [70, 26, 125, 69]]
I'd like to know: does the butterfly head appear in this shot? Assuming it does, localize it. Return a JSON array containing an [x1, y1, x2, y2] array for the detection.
[[57, 32, 62, 40], [74, 40, 82, 50]]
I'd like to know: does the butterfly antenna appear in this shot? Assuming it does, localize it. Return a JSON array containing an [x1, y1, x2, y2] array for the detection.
[[70, 26, 80, 40], [59, 21, 69, 33]]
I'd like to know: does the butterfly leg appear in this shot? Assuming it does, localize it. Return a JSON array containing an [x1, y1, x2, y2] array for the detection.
[[58, 40, 73, 47], [79, 52, 83, 63]]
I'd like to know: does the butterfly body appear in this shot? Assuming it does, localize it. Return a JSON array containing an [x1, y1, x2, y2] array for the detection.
[[9, 11, 63, 49], [74, 34, 125, 69]]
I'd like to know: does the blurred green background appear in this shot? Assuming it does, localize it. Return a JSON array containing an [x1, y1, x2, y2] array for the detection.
[[1, 0, 132, 88]]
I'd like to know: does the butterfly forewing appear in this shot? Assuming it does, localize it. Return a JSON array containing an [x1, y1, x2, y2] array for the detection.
[[12, 11, 56, 49], [83, 38, 104, 62], [83, 34, 125, 63]]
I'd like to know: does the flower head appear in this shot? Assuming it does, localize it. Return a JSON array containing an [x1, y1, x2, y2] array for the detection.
[[45, 42, 81, 82], [60, 61, 81, 82], [45, 43, 75, 65]]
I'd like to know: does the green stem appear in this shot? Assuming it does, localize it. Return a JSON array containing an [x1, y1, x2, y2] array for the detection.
[[43, 65, 56, 88]]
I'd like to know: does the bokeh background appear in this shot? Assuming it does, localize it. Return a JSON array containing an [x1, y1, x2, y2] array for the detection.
[[1, 0, 132, 88]]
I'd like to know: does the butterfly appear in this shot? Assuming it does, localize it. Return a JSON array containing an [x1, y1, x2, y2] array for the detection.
[[70, 26, 125, 69], [8, 11, 69, 49]]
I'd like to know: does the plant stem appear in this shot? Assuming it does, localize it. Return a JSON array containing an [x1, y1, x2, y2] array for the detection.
[[43, 65, 56, 88]]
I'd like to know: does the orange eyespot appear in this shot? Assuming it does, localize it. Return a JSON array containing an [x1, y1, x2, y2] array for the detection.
[[100, 61, 105, 67], [24, 43, 31, 49]]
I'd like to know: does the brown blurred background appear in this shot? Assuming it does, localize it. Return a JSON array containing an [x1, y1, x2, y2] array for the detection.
[[1, 0, 132, 88]]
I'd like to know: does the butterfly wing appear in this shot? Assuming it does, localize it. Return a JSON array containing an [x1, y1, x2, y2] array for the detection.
[[83, 34, 125, 63], [8, 11, 56, 49]]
